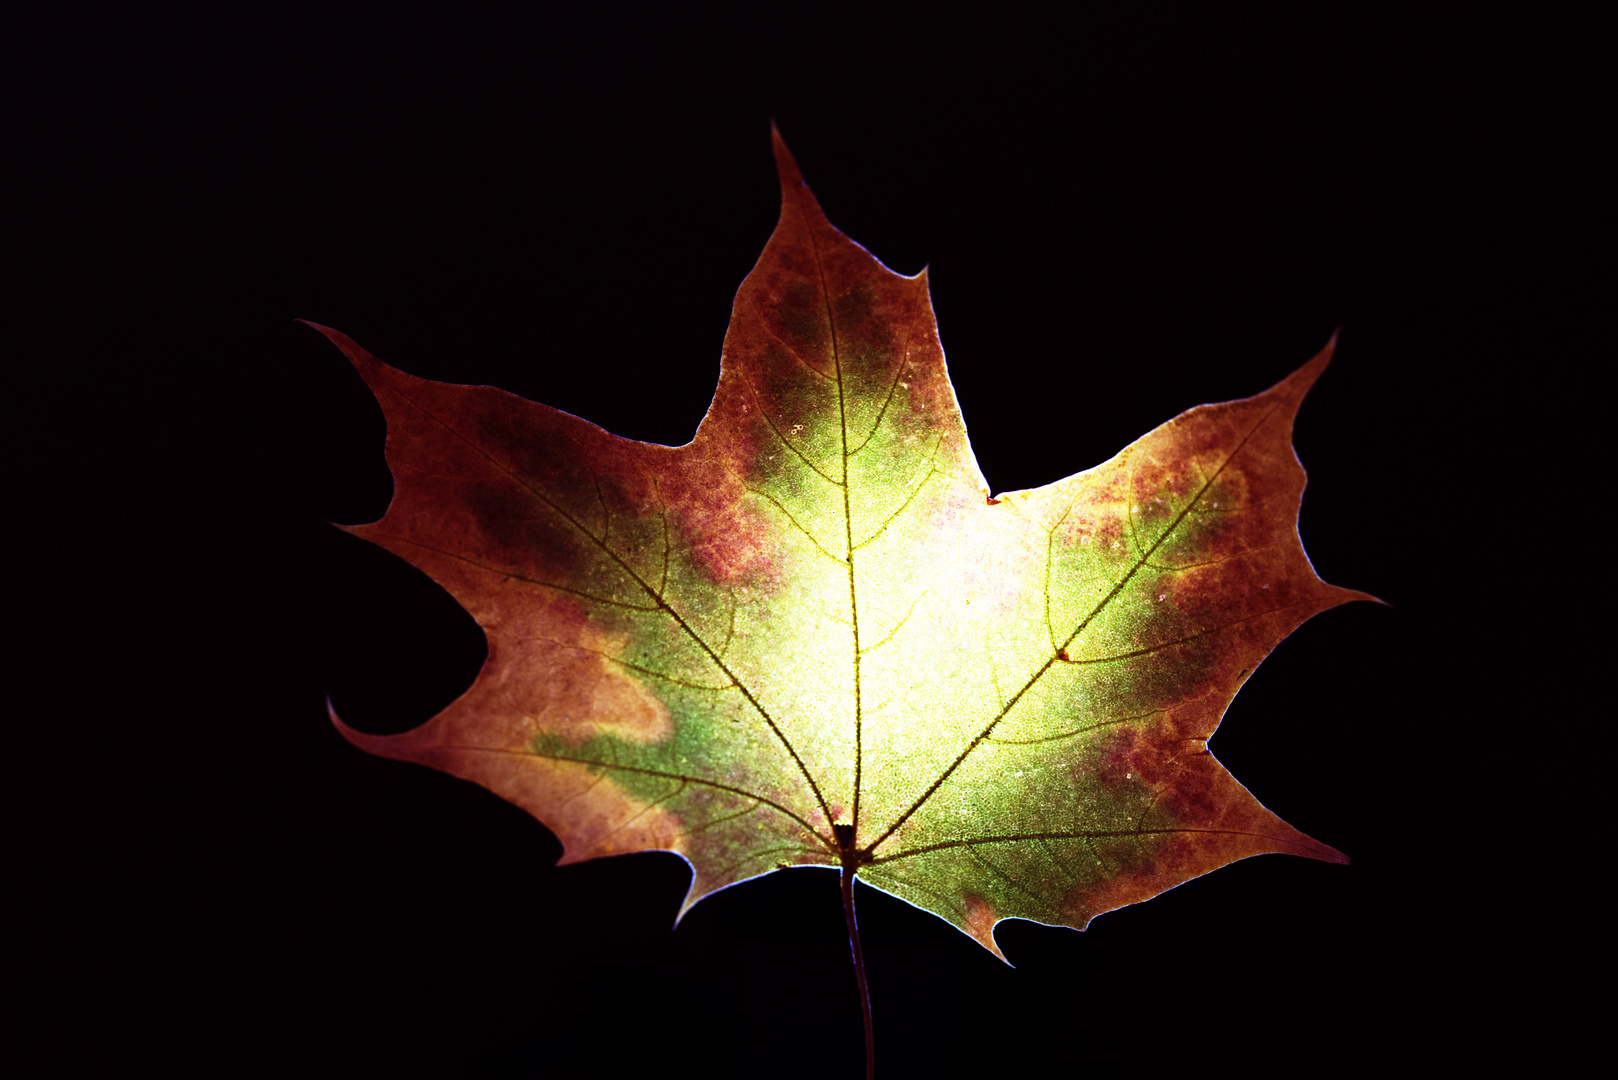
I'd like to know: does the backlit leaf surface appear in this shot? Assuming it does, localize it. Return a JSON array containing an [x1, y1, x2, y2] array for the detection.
[[317, 129, 1362, 959]]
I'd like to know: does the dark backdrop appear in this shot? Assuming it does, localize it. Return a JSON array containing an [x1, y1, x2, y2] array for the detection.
[[28, 8, 1595, 1076]]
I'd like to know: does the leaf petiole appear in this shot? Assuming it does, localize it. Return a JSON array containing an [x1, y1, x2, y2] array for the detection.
[[840, 861, 875, 1080]]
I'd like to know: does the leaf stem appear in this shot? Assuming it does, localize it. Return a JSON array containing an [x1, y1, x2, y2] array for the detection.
[[840, 864, 875, 1080]]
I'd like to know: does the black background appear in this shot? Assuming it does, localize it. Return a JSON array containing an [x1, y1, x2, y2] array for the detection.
[[27, 8, 1596, 1076]]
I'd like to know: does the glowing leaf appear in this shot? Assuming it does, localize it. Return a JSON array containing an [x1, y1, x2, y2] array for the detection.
[[314, 128, 1364, 968]]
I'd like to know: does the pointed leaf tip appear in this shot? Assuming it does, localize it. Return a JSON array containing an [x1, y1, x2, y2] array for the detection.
[[771, 123, 805, 191], [1264, 332, 1338, 404], [298, 319, 376, 370], [1302, 330, 1347, 392], [295, 317, 340, 342], [327, 697, 408, 761]]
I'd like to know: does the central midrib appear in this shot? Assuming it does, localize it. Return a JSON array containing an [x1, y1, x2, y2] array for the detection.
[[804, 219, 865, 840]]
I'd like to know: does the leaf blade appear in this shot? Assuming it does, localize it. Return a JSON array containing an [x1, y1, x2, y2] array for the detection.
[[315, 129, 1364, 956]]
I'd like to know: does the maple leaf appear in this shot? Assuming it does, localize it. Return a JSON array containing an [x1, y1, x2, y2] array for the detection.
[[312, 128, 1365, 1066]]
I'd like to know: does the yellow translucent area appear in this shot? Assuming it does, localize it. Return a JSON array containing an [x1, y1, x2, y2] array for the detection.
[[853, 485, 1054, 834], [714, 363, 1153, 843], [850, 472, 1171, 837], [572, 357, 1246, 869], [643, 349, 1234, 848]]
